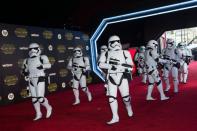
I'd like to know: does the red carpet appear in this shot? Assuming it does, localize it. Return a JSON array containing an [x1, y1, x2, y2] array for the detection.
[[1, 62, 197, 131]]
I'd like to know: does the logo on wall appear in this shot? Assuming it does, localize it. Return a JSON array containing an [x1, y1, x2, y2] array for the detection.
[[87, 76, 93, 84], [43, 30, 53, 39], [48, 45, 53, 51], [59, 69, 68, 77], [62, 82, 66, 88], [20, 89, 29, 98], [2, 64, 13, 68], [58, 60, 65, 63], [48, 57, 56, 65], [14, 28, 28, 38], [82, 34, 89, 41], [31, 33, 40, 37], [19, 46, 28, 50], [65, 33, 73, 40], [58, 34, 62, 39], [57, 45, 66, 53], [39, 44, 44, 51], [2, 29, 8, 37], [8, 93, 15, 100], [4, 75, 18, 86], [1, 44, 16, 55], [67, 46, 74, 50], [68, 80, 73, 88], [48, 83, 57, 92], [18, 59, 24, 68], [74, 36, 80, 40]]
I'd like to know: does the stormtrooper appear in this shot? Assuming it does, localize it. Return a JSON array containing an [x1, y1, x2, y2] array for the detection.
[[67, 47, 92, 105], [134, 46, 147, 83], [22, 43, 52, 121], [145, 40, 169, 100], [100, 45, 108, 54], [161, 38, 180, 93], [98, 45, 109, 96], [177, 42, 192, 83], [98, 35, 133, 125]]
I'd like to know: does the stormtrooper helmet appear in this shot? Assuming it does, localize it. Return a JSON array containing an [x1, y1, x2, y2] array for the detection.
[[139, 46, 145, 53], [146, 40, 158, 50], [108, 35, 122, 51], [28, 43, 41, 58], [73, 47, 83, 57], [166, 38, 175, 49], [178, 42, 185, 50], [100, 45, 108, 54]]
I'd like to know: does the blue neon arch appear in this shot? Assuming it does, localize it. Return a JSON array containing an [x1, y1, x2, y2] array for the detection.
[[90, 0, 197, 81]]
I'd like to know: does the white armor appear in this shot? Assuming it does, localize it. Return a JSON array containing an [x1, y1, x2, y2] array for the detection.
[[67, 47, 92, 105], [100, 45, 108, 54], [22, 43, 52, 121], [98, 35, 133, 125], [161, 39, 180, 93], [99, 45, 109, 96], [134, 46, 147, 83], [177, 42, 192, 83], [145, 40, 169, 100]]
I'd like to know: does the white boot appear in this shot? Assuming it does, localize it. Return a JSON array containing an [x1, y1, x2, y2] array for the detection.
[[157, 84, 169, 100], [164, 78, 170, 91], [107, 100, 119, 125], [104, 84, 109, 96], [125, 104, 133, 117], [146, 85, 156, 100], [46, 105, 52, 118], [41, 98, 52, 118], [142, 74, 147, 84], [33, 102, 42, 121], [180, 73, 183, 83], [165, 85, 170, 92], [173, 79, 179, 93], [183, 73, 188, 84], [86, 88, 92, 102], [73, 89, 80, 105]]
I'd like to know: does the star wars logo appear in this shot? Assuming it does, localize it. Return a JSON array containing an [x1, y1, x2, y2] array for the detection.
[[14, 28, 28, 38], [48, 57, 56, 65], [59, 69, 68, 77], [62, 82, 66, 88], [18, 59, 25, 68], [43, 31, 53, 39], [48, 83, 57, 92], [74, 36, 80, 40], [65, 33, 73, 40], [2, 64, 13, 68], [57, 45, 66, 53], [31, 33, 40, 37], [4, 75, 18, 86], [1, 44, 16, 55], [87, 76, 93, 84], [20, 89, 29, 98], [2, 30, 8, 37], [8, 93, 15, 100]]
